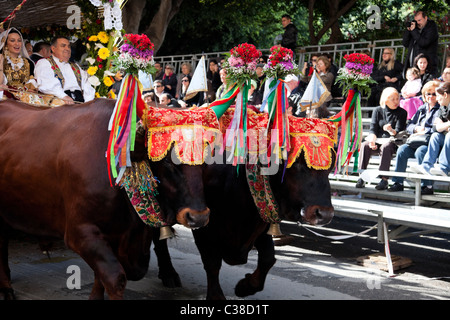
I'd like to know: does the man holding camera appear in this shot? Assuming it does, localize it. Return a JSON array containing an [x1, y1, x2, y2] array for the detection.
[[402, 10, 439, 76]]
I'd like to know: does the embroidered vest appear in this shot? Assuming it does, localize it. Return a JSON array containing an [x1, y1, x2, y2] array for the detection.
[[47, 57, 82, 89], [3, 56, 31, 88]]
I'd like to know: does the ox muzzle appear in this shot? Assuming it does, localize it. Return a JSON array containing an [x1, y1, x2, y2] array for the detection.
[[301, 205, 334, 226], [177, 207, 210, 229]]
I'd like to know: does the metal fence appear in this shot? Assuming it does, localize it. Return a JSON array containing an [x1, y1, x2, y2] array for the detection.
[[154, 35, 450, 74]]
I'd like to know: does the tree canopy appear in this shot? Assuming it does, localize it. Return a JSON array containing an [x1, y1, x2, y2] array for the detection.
[[119, 0, 450, 55]]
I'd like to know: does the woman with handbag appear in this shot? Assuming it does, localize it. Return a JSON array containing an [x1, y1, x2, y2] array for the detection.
[[356, 87, 407, 190], [388, 80, 441, 194], [410, 81, 450, 177]]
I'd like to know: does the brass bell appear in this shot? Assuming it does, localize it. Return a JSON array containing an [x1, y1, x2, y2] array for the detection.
[[267, 222, 283, 236], [159, 225, 174, 240]]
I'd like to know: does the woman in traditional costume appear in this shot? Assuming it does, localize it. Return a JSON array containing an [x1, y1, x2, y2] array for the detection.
[[0, 28, 36, 96]]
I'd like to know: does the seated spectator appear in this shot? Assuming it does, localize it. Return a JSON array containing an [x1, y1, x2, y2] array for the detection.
[[438, 67, 450, 82], [387, 80, 441, 194], [368, 48, 403, 107], [356, 87, 407, 190], [248, 79, 262, 107], [143, 92, 155, 105], [413, 53, 437, 90], [410, 82, 450, 177], [207, 59, 221, 98], [315, 55, 334, 105], [175, 62, 192, 99], [177, 74, 204, 108], [162, 64, 177, 97], [150, 79, 165, 103], [254, 63, 265, 101], [159, 93, 181, 108], [215, 68, 228, 100], [323, 52, 341, 98], [154, 62, 163, 80], [399, 67, 422, 119], [30, 41, 51, 64]]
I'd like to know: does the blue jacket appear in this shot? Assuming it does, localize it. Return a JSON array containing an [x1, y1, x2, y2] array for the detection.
[[406, 102, 440, 135]]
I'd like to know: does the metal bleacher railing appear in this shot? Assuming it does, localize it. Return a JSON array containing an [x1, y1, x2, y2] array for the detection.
[[154, 35, 450, 75]]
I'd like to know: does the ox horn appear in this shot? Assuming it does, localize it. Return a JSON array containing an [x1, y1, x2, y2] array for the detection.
[[159, 226, 174, 240], [267, 222, 283, 237]]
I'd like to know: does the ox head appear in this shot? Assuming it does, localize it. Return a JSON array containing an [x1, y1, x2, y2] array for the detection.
[[272, 150, 335, 226], [269, 118, 337, 226], [132, 106, 222, 229]]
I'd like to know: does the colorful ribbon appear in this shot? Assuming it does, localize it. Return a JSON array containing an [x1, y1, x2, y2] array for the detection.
[[107, 74, 146, 186], [327, 89, 363, 173]]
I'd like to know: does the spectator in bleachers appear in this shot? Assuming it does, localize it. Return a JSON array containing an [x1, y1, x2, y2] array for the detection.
[[414, 53, 438, 90], [300, 53, 318, 84], [162, 64, 177, 98], [367, 48, 403, 107], [402, 10, 439, 77], [154, 62, 163, 80], [399, 67, 422, 119], [207, 59, 221, 98], [215, 68, 228, 100], [410, 82, 450, 177], [438, 67, 450, 82], [356, 87, 407, 190], [387, 81, 441, 194], [175, 62, 192, 99], [177, 74, 205, 108], [315, 55, 334, 107]]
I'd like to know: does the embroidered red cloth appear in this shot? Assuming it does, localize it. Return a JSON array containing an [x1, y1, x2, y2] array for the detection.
[[219, 109, 337, 170], [145, 107, 221, 164]]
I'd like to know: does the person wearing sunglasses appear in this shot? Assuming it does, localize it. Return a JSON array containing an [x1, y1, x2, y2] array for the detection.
[[410, 82, 450, 178], [388, 80, 441, 194], [177, 75, 204, 108]]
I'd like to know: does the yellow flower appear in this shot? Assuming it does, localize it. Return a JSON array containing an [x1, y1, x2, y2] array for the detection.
[[108, 90, 116, 99], [88, 35, 98, 42], [97, 31, 109, 44], [103, 76, 114, 87], [98, 47, 110, 60], [95, 92, 101, 98], [87, 66, 98, 76]]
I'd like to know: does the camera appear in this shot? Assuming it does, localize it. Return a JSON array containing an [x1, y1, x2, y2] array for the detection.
[[405, 20, 416, 28], [307, 62, 313, 68]]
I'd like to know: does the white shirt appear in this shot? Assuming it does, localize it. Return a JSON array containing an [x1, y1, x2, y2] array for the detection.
[[35, 56, 95, 102]]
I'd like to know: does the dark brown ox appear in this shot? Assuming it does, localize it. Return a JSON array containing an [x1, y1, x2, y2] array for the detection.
[[153, 147, 335, 299], [0, 99, 209, 300]]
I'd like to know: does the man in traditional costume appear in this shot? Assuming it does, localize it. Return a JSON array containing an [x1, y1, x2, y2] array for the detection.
[[35, 36, 95, 104]]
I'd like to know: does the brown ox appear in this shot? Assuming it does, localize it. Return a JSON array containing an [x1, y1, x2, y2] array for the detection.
[[153, 114, 336, 299], [0, 99, 209, 300]]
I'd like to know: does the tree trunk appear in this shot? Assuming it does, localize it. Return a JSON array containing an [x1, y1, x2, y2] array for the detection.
[[122, 0, 184, 53], [308, 0, 357, 45], [143, 0, 184, 53], [122, 0, 147, 34]]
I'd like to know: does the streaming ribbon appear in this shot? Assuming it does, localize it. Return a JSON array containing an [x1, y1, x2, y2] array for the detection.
[[106, 74, 146, 186], [327, 89, 363, 173]]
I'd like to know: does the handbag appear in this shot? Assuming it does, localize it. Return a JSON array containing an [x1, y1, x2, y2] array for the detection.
[[406, 133, 430, 149], [390, 130, 409, 147]]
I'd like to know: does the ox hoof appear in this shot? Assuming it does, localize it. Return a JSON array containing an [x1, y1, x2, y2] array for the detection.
[[159, 272, 182, 288], [234, 273, 262, 297], [0, 288, 16, 300]]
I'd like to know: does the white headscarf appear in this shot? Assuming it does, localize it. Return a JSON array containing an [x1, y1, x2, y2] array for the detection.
[[0, 27, 30, 60]]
